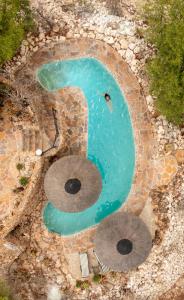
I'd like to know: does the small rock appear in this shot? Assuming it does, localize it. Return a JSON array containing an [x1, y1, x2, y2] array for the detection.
[[118, 49, 125, 57], [162, 119, 168, 126], [88, 32, 95, 39], [119, 39, 128, 49], [20, 46, 26, 55], [96, 33, 103, 40], [33, 46, 38, 52], [114, 42, 121, 50], [158, 125, 165, 134], [38, 41, 45, 47], [129, 43, 136, 51], [97, 27, 104, 34], [160, 139, 167, 145], [148, 104, 154, 112], [135, 51, 145, 60], [146, 95, 154, 105], [39, 32, 45, 40], [59, 36, 66, 42], [52, 24, 60, 33], [107, 21, 120, 30], [66, 31, 73, 38], [105, 36, 114, 44], [134, 46, 141, 54], [126, 48, 134, 61], [22, 40, 29, 46], [21, 56, 27, 63], [60, 20, 67, 28], [56, 275, 64, 285]]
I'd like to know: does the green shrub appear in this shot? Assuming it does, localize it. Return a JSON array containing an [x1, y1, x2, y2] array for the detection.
[[0, 0, 35, 65], [76, 280, 90, 289], [76, 280, 82, 288], [19, 176, 29, 186], [92, 274, 102, 283], [16, 163, 24, 171], [144, 0, 184, 125], [82, 281, 90, 289]]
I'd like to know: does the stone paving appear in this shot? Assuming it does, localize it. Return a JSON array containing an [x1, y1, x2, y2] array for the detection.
[[20, 38, 155, 217], [154, 155, 178, 187], [55, 87, 88, 157], [11, 39, 157, 270], [0, 38, 156, 298]]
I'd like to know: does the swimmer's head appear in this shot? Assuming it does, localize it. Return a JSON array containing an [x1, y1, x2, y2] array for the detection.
[[105, 93, 111, 101]]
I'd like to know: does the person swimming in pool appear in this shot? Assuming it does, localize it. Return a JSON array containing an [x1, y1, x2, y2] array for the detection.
[[96, 90, 113, 112], [104, 93, 113, 112], [104, 93, 111, 102]]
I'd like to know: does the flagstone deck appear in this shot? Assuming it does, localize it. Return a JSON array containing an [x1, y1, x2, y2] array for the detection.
[[19, 39, 157, 257], [1, 39, 158, 263], [18, 38, 156, 217]]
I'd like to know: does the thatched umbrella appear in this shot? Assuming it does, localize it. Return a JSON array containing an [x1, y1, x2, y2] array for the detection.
[[94, 212, 152, 272], [44, 155, 102, 212]]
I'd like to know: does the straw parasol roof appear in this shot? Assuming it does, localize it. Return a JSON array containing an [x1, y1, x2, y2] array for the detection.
[[44, 155, 102, 212], [94, 212, 152, 272]]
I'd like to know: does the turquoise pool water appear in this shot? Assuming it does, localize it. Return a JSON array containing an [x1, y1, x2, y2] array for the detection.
[[37, 57, 135, 236]]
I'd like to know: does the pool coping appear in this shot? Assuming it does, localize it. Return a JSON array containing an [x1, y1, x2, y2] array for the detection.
[[17, 38, 155, 246]]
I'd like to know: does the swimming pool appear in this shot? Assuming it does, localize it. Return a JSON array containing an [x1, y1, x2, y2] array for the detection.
[[37, 57, 135, 236]]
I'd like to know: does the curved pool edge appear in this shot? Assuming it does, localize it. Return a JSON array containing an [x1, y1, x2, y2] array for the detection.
[[38, 57, 135, 235], [20, 38, 155, 238]]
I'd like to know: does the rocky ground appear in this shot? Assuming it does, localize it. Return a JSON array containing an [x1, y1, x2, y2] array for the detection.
[[1, 0, 184, 299]]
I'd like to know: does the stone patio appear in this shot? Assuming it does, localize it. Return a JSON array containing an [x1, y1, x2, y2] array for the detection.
[[0, 39, 157, 288], [154, 155, 178, 187], [18, 38, 155, 218], [8, 39, 157, 263]]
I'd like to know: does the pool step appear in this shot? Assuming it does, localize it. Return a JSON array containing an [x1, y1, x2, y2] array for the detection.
[[13, 106, 61, 155], [16, 128, 53, 153], [22, 129, 42, 152]]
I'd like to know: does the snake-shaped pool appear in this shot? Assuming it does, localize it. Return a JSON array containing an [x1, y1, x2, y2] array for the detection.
[[37, 57, 135, 235]]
